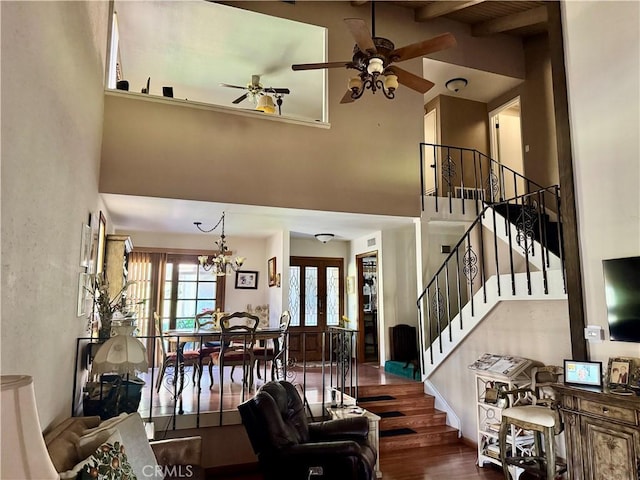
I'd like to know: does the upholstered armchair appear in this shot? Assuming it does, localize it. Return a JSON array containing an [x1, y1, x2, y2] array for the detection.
[[238, 380, 376, 480]]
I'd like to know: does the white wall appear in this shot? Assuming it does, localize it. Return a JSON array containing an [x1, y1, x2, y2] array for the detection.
[[1, 1, 110, 428], [430, 299, 571, 440], [562, 1, 640, 362]]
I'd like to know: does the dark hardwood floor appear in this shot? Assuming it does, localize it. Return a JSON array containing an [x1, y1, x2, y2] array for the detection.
[[198, 363, 504, 480], [209, 443, 505, 479]]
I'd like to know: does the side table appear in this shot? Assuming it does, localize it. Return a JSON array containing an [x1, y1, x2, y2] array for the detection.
[[328, 406, 381, 478]]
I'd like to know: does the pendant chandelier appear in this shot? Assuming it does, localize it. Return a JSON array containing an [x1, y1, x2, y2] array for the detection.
[[194, 212, 245, 276]]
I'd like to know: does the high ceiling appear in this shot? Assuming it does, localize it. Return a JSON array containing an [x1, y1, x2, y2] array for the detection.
[[104, 1, 550, 240]]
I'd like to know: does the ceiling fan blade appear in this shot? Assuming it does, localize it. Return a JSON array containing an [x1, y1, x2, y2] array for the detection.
[[220, 83, 247, 90], [390, 33, 457, 62], [340, 90, 356, 104], [387, 66, 435, 94], [232, 93, 249, 104], [344, 18, 376, 54], [264, 88, 291, 95], [292, 61, 353, 71]]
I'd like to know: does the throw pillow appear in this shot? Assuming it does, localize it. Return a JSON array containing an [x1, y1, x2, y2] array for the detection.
[[60, 430, 136, 480], [78, 413, 162, 480]]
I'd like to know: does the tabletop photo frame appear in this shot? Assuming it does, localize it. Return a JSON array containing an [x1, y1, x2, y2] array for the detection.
[[235, 270, 258, 289], [607, 357, 634, 387]]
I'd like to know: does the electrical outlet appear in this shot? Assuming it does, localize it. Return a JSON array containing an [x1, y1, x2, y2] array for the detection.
[[308, 466, 324, 476]]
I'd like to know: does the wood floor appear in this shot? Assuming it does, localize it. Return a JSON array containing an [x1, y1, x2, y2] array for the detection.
[[174, 362, 506, 480], [210, 443, 505, 479]]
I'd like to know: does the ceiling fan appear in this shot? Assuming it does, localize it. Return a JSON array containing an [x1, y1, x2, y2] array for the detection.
[[219, 74, 290, 105], [291, 4, 456, 103]]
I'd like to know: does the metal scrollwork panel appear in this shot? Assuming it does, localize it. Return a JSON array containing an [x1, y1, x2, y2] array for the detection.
[[516, 205, 536, 254], [485, 171, 499, 201], [442, 155, 456, 187], [463, 245, 478, 283], [431, 288, 445, 323]]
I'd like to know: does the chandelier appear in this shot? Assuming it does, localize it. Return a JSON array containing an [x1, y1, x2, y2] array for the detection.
[[194, 212, 245, 276], [347, 53, 399, 101]]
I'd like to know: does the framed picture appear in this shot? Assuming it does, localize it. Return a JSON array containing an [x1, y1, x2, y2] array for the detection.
[[235, 270, 259, 289], [268, 257, 277, 287], [77, 272, 91, 317], [95, 212, 107, 274], [607, 358, 631, 386], [79, 223, 92, 267]]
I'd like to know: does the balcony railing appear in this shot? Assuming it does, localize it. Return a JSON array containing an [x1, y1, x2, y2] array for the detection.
[[73, 327, 359, 430]]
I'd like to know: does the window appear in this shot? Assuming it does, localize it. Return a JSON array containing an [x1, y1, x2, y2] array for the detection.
[[162, 255, 225, 330]]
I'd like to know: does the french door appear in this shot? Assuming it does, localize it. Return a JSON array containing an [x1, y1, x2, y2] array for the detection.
[[288, 257, 344, 361]]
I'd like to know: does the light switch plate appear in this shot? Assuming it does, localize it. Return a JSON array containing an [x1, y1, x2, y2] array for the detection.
[[584, 325, 604, 343]]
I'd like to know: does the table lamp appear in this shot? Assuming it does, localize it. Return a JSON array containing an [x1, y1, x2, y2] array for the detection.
[[92, 324, 148, 376], [1, 375, 58, 479]]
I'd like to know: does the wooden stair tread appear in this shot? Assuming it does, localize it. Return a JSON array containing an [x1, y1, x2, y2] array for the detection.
[[379, 425, 460, 451]]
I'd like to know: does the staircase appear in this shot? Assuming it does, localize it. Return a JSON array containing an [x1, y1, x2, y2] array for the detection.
[[356, 382, 459, 453], [418, 144, 567, 378]]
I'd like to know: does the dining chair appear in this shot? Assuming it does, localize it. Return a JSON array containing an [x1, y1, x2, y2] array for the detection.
[[194, 310, 221, 386], [210, 312, 259, 391], [254, 310, 291, 381], [153, 312, 202, 393]]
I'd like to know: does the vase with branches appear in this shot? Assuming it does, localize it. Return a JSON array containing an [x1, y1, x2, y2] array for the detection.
[[90, 273, 139, 341]]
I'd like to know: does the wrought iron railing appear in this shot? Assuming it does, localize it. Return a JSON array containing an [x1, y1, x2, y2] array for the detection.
[[417, 187, 565, 365], [73, 327, 359, 430], [419, 143, 548, 214]]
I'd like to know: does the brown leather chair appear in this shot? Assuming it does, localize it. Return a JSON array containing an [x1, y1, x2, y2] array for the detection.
[[238, 380, 376, 480]]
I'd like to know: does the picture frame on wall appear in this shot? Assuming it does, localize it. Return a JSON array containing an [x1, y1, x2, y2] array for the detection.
[[95, 212, 107, 274], [80, 223, 92, 267], [235, 270, 259, 290], [77, 272, 91, 317], [268, 257, 277, 287]]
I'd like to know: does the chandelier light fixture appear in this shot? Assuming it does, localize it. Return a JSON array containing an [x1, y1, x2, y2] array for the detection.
[[347, 53, 399, 101], [194, 212, 245, 276]]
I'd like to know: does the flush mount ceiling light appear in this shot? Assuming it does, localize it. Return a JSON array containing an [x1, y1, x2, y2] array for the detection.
[[445, 77, 468, 93], [315, 233, 335, 244]]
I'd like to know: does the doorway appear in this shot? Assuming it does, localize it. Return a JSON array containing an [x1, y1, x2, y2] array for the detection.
[[489, 97, 524, 200], [356, 252, 378, 363], [288, 256, 344, 361]]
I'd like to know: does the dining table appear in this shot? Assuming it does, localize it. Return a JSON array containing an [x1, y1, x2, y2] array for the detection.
[[163, 327, 282, 414]]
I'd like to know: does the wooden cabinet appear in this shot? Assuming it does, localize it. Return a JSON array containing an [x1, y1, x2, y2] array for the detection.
[[104, 234, 132, 302], [554, 384, 640, 480]]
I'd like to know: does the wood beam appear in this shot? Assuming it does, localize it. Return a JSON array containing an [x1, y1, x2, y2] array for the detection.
[[547, 2, 588, 361], [472, 5, 548, 36], [415, 1, 484, 22]]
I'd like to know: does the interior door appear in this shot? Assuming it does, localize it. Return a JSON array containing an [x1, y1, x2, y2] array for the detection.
[[288, 256, 343, 362], [357, 252, 379, 363]]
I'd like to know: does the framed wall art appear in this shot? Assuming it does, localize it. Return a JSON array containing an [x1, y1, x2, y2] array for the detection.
[[95, 211, 107, 274], [235, 271, 258, 290], [79, 223, 92, 267], [268, 257, 277, 287]]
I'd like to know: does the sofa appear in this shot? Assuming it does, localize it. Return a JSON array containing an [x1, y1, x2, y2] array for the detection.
[[44, 412, 203, 479], [238, 380, 377, 480]]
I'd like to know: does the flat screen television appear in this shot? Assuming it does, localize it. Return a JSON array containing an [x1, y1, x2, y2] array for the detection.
[[603, 256, 640, 342]]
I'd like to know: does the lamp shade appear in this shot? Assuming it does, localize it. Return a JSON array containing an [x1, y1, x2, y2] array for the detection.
[[93, 325, 148, 375], [1, 375, 58, 480], [256, 95, 276, 114]]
